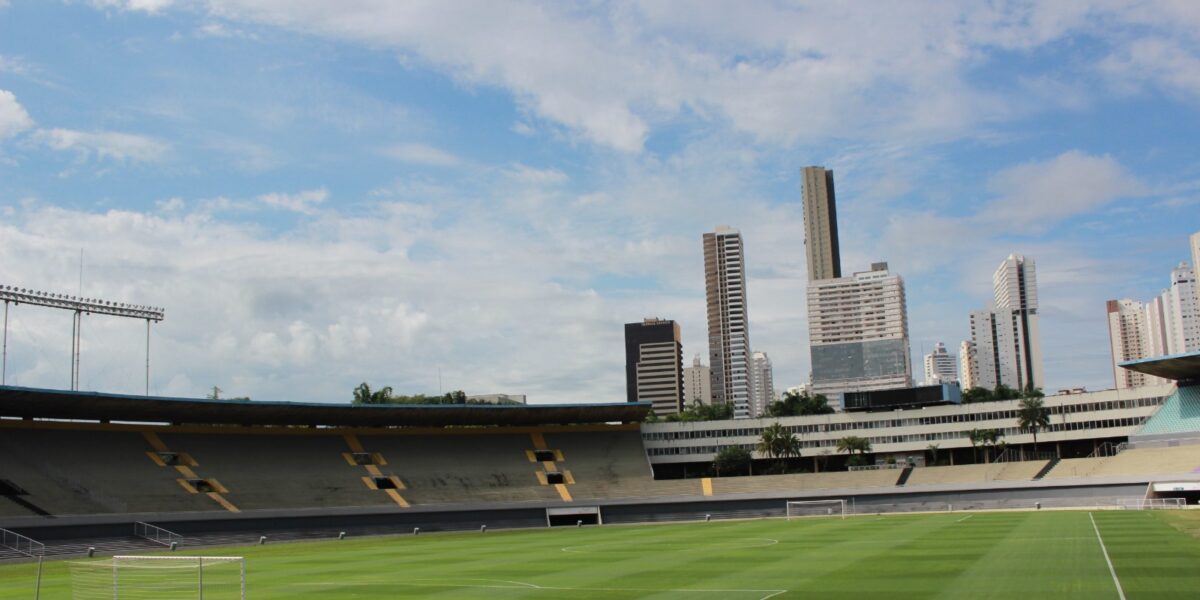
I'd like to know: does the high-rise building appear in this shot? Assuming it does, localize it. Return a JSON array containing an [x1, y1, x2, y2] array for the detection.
[[682, 355, 712, 406], [991, 254, 1045, 391], [808, 262, 913, 400], [703, 226, 754, 419], [801, 166, 842, 282], [1192, 231, 1200, 302], [623, 318, 684, 416], [922, 342, 957, 385], [958, 340, 977, 390], [1164, 261, 1200, 353], [749, 351, 775, 417], [1106, 300, 1167, 388]]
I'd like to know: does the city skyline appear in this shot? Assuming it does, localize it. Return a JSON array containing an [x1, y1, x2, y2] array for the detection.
[[2, 2, 1199, 403]]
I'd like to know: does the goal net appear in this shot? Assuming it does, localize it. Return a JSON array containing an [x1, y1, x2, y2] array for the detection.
[[786, 499, 847, 520], [68, 555, 245, 599], [1117, 497, 1186, 510]]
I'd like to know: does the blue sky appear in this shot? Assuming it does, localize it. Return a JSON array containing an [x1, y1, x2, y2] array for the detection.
[[1, 1, 1199, 403]]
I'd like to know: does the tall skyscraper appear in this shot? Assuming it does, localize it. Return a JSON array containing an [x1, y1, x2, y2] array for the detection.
[[682, 355, 712, 407], [801, 166, 842, 282], [808, 262, 913, 399], [703, 226, 754, 419], [923, 342, 957, 385], [994, 254, 1044, 391], [749, 351, 775, 417], [962, 254, 1045, 392], [1106, 300, 1167, 388], [1192, 231, 1200, 302], [1164, 261, 1200, 353], [623, 318, 684, 416], [958, 340, 977, 390]]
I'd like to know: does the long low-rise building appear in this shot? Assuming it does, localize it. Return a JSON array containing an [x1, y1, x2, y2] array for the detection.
[[641, 384, 1174, 465]]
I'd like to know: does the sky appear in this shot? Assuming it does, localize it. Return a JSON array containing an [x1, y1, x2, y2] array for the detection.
[[1, 1, 1199, 405]]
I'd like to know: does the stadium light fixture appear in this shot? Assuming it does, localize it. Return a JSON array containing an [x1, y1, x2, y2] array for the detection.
[[1, 284, 165, 393]]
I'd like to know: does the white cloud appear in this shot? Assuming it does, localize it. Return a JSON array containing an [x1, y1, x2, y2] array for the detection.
[[506, 164, 569, 186], [180, 1, 1200, 152], [381, 142, 462, 167], [33, 128, 170, 163], [978, 151, 1143, 229], [257, 187, 328, 214], [89, 0, 174, 13], [0, 89, 34, 139]]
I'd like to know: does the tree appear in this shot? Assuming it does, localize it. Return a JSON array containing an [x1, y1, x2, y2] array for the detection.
[[968, 428, 983, 463], [926, 443, 940, 466], [1017, 396, 1051, 453], [352, 383, 395, 405], [993, 384, 1020, 401], [757, 422, 801, 472], [836, 436, 871, 468], [666, 401, 733, 422], [961, 387, 993, 404], [713, 446, 752, 477], [766, 391, 835, 417]]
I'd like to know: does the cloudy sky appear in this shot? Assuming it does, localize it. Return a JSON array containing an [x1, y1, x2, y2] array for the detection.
[[1, 1, 1198, 404]]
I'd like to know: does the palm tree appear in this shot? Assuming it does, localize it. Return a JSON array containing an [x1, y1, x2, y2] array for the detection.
[[926, 443, 940, 466], [968, 428, 983, 464], [1018, 396, 1051, 453], [758, 423, 801, 472], [837, 436, 871, 467]]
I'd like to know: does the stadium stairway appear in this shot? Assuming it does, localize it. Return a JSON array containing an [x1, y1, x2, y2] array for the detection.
[[0, 428, 216, 517], [358, 433, 562, 506], [161, 432, 395, 512]]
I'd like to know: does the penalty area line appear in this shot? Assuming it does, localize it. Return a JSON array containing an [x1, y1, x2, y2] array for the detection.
[[293, 580, 787, 597], [1089, 512, 1127, 600], [956, 514, 974, 523]]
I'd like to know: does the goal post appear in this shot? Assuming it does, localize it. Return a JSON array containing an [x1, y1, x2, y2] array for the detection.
[[68, 555, 245, 599], [786, 499, 847, 520]]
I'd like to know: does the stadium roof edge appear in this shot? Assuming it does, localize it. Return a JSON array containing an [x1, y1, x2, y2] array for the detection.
[[0, 385, 652, 427], [1118, 351, 1200, 382]]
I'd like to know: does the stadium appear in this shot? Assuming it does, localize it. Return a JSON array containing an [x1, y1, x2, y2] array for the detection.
[[1, 354, 1199, 598]]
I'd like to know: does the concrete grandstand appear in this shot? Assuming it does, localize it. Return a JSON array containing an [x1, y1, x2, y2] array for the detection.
[[2, 373, 1199, 561]]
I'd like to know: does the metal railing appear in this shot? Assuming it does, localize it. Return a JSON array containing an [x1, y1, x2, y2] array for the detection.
[[1, 527, 44, 557], [1087, 442, 1122, 458], [848, 463, 905, 471], [134, 522, 184, 547]]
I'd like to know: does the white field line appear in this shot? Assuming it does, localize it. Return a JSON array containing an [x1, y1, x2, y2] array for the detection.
[[295, 579, 788, 598], [561, 537, 778, 554], [1089, 512, 1127, 600], [956, 514, 974, 523]]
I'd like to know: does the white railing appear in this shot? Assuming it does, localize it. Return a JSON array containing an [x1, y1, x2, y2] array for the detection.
[[134, 522, 184, 547], [1, 527, 44, 557], [1087, 442, 1122, 458]]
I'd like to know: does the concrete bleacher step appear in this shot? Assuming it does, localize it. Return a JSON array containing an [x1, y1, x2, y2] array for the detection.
[[1033, 458, 1060, 480]]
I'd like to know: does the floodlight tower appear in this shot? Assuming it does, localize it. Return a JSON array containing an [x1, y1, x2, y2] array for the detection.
[[0, 285, 165, 394]]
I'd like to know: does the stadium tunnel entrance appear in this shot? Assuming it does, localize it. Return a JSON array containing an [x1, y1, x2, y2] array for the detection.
[[546, 506, 601, 527]]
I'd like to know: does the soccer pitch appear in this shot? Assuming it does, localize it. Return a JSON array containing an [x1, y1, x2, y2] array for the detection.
[[2, 510, 1199, 599]]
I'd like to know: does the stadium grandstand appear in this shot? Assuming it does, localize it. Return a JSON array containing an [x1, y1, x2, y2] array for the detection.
[[2, 353, 1199, 562]]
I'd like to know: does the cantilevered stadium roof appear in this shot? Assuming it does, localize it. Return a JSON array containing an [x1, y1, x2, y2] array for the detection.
[[0, 386, 651, 427], [1119, 351, 1200, 382]]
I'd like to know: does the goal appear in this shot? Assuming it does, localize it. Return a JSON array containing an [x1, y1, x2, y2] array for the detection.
[[68, 555, 245, 599], [1117, 497, 1186, 510], [786, 499, 847, 520]]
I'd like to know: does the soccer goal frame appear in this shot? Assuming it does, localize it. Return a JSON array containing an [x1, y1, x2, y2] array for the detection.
[[1118, 497, 1186, 510], [786, 499, 847, 520], [69, 555, 245, 599]]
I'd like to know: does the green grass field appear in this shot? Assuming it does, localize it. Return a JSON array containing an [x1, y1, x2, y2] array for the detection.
[[2, 510, 1199, 599]]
